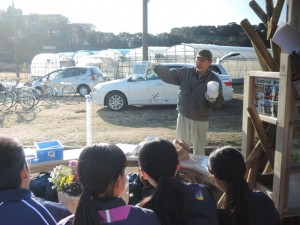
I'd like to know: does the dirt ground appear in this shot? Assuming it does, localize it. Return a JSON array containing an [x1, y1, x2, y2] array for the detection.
[[0, 85, 243, 148]]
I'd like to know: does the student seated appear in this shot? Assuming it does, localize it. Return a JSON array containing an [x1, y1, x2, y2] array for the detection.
[[208, 146, 282, 225], [58, 143, 161, 225], [138, 138, 219, 225], [0, 136, 71, 225]]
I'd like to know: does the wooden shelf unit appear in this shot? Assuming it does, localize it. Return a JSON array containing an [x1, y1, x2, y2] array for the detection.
[[242, 55, 300, 217]]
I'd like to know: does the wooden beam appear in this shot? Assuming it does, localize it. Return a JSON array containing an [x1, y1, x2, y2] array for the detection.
[[246, 140, 265, 168], [267, 0, 286, 39], [265, 0, 274, 20], [247, 105, 275, 168], [247, 154, 268, 189], [241, 19, 279, 71], [270, 40, 281, 66], [263, 161, 273, 173], [249, 0, 268, 27], [253, 43, 270, 71], [246, 122, 276, 189]]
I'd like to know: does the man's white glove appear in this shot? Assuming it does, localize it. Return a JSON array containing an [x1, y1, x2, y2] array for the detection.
[[147, 62, 155, 70]]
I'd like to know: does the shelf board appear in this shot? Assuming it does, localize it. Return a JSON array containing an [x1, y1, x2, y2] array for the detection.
[[246, 114, 278, 125], [249, 71, 280, 79], [259, 115, 278, 125]]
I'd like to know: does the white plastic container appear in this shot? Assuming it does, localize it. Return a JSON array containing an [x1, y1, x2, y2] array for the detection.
[[207, 81, 219, 98]]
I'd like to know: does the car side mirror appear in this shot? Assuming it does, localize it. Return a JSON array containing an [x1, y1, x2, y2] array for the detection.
[[131, 75, 138, 82]]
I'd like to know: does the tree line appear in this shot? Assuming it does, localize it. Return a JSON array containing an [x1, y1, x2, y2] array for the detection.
[[0, 6, 269, 70]]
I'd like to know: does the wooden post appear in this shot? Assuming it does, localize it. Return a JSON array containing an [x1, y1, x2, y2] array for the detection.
[[246, 140, 265, 168], [267, 0, 285, 39], [247, 154, 268, 189], [247, 105, 275, 168], [241, 19, 279, 71], [246, 123, 276, 188], [265, 0, 274, 20], [253, 44, 269, 71], [270, 40, 281, 67], [245, 124, 272, 168], [249, 0, 268, 27]]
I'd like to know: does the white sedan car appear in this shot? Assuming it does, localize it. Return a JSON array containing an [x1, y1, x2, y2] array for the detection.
[[91, 62, 233, 111]]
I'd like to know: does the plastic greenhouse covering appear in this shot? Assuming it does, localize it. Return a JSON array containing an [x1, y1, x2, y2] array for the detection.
[[30, 44, 261, 81]]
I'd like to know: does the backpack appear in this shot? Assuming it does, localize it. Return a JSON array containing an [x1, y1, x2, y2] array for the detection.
[[128, 173, 155, 205], [29, 171, 58, 202]]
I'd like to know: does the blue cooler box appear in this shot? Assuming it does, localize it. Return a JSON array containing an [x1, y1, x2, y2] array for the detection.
[[34, 140, 64, 162]]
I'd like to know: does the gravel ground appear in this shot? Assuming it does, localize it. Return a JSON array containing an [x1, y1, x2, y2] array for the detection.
[[0, 85, 243, 149]]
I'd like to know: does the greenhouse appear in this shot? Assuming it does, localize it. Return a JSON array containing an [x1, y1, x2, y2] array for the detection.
[[30, 44, 261, 82], [158, 43, 260, 81], [90, 49, 130, 79], [121, 47, 169, 76], [30, 52, 74, 77]]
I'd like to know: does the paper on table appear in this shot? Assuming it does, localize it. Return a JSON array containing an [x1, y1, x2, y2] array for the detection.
[[24, 148, 37, 158], [272, 23, 300, 55]]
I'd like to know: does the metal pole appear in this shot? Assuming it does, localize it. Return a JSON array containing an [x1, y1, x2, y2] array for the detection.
[[86, 95, 92, 146], [142, 0, 148, 61]]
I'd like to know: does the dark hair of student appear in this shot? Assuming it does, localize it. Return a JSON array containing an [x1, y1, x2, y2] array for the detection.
[[73, 144, 127, 225], [139, 138, 187, 225], [208, 146, 253, 225], [0, 136, 25, 191]]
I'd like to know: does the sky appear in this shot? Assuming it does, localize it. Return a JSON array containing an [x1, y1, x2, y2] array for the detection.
[[0, 0, 287, 35]]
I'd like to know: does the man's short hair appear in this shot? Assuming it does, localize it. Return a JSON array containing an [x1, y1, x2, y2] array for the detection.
[[0, 136, 25, 190], [197, 49, 213, 61]]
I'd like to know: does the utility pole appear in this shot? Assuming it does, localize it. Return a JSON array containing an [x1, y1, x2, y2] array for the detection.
[[12, 0, 20, 84], [142, 0, 148, 61]]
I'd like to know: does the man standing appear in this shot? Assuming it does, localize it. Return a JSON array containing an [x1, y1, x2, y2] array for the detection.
[[0, 136, 71, 225], [149, 50, 224, 155]]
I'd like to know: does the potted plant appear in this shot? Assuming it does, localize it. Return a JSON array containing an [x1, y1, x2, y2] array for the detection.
[[49, 160, 82, 213]]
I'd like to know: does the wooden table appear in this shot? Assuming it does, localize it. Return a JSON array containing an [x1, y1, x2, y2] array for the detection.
[[27, 144, 222, 201], [26, 143, 139, 173], [27, 144, 212, 184]]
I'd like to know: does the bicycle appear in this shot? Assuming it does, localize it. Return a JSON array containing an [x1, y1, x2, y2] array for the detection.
[[52, 82, 76, 102], [22, 83, 42, 107], [36, 81, 76, 104], [0, 84, 14, 111], [34, 81, 56, 104], [0, 79, 35, 110]]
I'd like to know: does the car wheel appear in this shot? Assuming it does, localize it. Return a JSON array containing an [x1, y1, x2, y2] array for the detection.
[[106, 91, 128, 111], [78, 85, 91, 97]]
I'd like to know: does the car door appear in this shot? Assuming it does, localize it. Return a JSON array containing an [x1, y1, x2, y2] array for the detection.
[[60, 68, 85, 88], [163, 66, 182, 104], [47, 70, 65, 89], [37, 70, 61, 87], [164, 81, 179, 104], [127, 72, 165, 105], [144, 71, 166, 104]]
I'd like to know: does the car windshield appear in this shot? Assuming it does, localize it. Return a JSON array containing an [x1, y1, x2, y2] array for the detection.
[[91, 67, 101, 76], [47, 70, 63, 81], [133, 64, 147, 75]]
